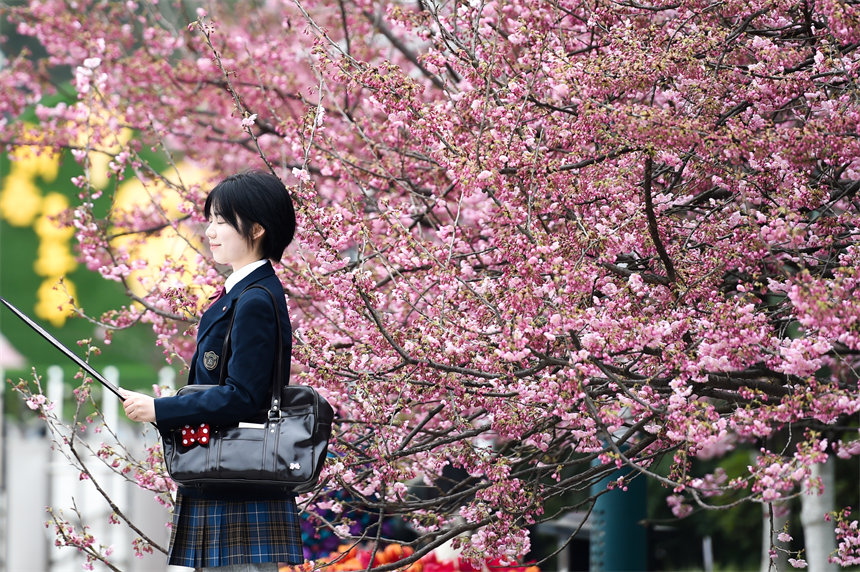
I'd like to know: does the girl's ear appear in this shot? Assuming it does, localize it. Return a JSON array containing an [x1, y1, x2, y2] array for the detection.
[[252, 223, 265, 240]]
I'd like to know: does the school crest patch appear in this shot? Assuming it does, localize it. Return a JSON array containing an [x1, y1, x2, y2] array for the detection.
[[202, 351, 219, 370]]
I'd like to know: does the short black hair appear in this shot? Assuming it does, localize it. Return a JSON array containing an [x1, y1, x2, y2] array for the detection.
[[204, 170, 296, 261]]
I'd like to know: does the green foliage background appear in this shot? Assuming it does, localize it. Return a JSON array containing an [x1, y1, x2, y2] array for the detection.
[[0, 120, 174, 420]]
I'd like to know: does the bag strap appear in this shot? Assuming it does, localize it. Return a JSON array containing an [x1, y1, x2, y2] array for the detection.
[[217, 284, 285, 416]]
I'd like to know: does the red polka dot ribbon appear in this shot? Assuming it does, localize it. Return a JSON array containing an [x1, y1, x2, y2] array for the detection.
[[179, 423, 211, 447]]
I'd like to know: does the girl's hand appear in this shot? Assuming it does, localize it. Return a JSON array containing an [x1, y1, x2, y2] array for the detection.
[[120, 389, 156, 423]]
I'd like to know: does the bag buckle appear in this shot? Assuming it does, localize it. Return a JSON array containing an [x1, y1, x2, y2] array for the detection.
[[269, 399, 281, 420]]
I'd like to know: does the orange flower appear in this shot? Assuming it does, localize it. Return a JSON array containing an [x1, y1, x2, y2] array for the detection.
[[279, 564, 313, 572], [401, 560, 423, 572], [379, 543, 414, 564], [332, 557, 363, 571], [337, 544, 359, 560]]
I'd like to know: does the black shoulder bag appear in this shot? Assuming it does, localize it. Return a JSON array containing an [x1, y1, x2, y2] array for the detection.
[[161, 284, 334, 493]]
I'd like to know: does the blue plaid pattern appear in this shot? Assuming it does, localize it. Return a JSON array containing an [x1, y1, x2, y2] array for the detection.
[[168, 494, 304, 567]]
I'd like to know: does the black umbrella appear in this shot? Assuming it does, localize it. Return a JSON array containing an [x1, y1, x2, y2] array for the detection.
[[0, 295, 124, 400]]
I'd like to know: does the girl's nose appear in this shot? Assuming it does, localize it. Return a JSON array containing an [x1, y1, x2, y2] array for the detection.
[[205, 222, 216, 237]]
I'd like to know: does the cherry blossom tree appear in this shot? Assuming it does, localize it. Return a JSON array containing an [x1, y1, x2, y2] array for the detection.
[[2, 0, 859, 568]]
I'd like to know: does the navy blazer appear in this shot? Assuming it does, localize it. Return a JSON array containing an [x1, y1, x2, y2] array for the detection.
[[155, 262, 292, 431]]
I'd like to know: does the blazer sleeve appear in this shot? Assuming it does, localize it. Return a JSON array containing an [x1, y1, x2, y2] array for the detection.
[[154, 289, 280, 430]]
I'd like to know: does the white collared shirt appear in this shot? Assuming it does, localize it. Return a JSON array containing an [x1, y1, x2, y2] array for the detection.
[[224, 259, 267, 293]]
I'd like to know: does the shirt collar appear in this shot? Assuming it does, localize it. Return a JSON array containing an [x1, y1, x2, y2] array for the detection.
[[224, 259, 267, 293]]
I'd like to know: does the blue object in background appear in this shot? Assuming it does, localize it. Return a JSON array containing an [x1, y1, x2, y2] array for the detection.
[[589, 458, 647, 571]]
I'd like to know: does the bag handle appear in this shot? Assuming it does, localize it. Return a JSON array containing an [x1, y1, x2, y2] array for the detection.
[[217, 284, 285, 416]]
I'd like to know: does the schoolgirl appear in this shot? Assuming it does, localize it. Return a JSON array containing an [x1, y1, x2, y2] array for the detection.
[[122, 170, 304, 571]]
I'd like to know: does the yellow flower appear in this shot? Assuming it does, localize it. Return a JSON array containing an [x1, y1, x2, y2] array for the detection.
[[88, 151, 112, 190], [34, 192, 75, 241], [35, 278, 76, 327], [111, 161, 210, 300], [112, 160, 211, 217], [0, 171, 43, 226], [8, 144, 60, 182], [34, 239, 77, 277], [69, 111, 133, 189]]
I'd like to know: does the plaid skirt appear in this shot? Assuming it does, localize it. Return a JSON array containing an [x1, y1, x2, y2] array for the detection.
[[167, 493, 304, 567]]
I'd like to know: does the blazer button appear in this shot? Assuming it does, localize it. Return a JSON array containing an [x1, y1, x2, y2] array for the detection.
[[222, 305, 227, 311]]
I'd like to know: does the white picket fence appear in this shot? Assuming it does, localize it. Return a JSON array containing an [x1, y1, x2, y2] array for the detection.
[[0, 365, 194, 572]]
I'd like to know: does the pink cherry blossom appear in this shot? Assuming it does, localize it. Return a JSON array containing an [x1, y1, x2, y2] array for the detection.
[[2, 0, 859, 566]]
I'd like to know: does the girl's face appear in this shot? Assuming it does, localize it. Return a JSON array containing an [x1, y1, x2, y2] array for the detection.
[[206, 212, 262, 271]]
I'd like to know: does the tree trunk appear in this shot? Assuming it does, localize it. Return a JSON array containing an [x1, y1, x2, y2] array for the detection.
[[761, 501, 790, 572], [800, 459, 837, 572]]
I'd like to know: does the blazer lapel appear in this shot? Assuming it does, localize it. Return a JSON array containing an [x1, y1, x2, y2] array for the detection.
[[230, 261, 276, 294], [195, 262, 277, 341]]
